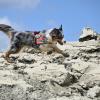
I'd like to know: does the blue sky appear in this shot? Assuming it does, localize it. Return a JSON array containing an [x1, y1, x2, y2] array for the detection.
[[0, 0, 100, 51]]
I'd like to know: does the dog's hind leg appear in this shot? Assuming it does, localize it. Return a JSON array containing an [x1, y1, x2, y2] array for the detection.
[[5, 48, 21, 63], [5, 45, 21, 63]]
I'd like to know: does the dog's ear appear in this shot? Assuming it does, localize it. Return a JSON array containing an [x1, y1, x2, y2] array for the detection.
[[50, 28, 56, 36], [59, 24, 62, 31]]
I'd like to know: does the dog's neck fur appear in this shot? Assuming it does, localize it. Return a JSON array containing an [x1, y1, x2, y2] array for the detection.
[[45, 28, 57, 44]]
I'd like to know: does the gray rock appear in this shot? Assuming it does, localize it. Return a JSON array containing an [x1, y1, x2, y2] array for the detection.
[[79, 27, 97, 42], [87, 86, 100, 99], [0, 39, 100, 100]]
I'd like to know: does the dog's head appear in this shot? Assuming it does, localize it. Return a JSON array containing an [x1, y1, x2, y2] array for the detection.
[[0, 24, 13, 32], [50, 25, 64, 45]]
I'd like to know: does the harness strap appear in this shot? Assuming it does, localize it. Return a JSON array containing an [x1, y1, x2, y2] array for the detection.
[[32, 31, 47, 45]]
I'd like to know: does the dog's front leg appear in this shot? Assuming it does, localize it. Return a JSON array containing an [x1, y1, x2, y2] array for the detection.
[[51, 44, 69, 57]]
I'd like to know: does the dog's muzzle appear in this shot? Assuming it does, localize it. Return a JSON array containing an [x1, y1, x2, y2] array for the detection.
[[52, 34, 64, 45], [58, 40, 63, 45]]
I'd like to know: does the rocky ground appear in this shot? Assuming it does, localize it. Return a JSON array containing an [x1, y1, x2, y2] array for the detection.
[[0, 40, 100, 100]]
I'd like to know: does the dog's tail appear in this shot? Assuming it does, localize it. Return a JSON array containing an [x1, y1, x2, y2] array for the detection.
[[0, 24, 15, 37]]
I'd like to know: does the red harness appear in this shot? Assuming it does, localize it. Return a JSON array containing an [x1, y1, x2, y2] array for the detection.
[[33, 31, 47, 45]]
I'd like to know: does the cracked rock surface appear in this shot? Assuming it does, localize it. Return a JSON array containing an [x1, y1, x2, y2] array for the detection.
[[0, 40, 100, 100]]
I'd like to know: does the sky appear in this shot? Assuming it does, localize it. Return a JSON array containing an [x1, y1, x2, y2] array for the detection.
[[0, 0, 100, 51]]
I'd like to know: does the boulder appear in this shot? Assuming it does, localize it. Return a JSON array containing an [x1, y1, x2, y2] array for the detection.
[[79, 27, 97, 42], [0, 39, 100, 100]]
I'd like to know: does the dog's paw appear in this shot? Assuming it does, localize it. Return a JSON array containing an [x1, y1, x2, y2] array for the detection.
[[5, 58, 15, 63], [47, 51, 53, 55]]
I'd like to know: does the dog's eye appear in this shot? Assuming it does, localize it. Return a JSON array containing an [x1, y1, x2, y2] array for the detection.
[[52, 36, 56, 38]]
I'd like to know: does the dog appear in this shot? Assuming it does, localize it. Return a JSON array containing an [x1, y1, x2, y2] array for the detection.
[[0, 24, 69, 63]]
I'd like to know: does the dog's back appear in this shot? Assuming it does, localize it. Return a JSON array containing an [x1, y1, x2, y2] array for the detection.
[[13, 32, 36, 46]]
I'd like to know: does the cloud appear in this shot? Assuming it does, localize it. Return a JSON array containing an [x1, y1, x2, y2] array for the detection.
[[0, 17, 12, 25], [0, 17, 25, 51], [0, 0, 40, 9], [0, 17, 11, 51], [0, 17, 25, 30]]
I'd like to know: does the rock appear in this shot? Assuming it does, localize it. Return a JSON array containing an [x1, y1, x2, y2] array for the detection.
[[49, 96, 92, 100], [79, 27, 97, 42], [50, 72, 77, 86], [18, 53, 36, 64], [0, 77, 34, 100], [0, 38, 100, 100], [51, 55, 65, 64], [87, 86, 100, 99], [48, 97, 69, 100]]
